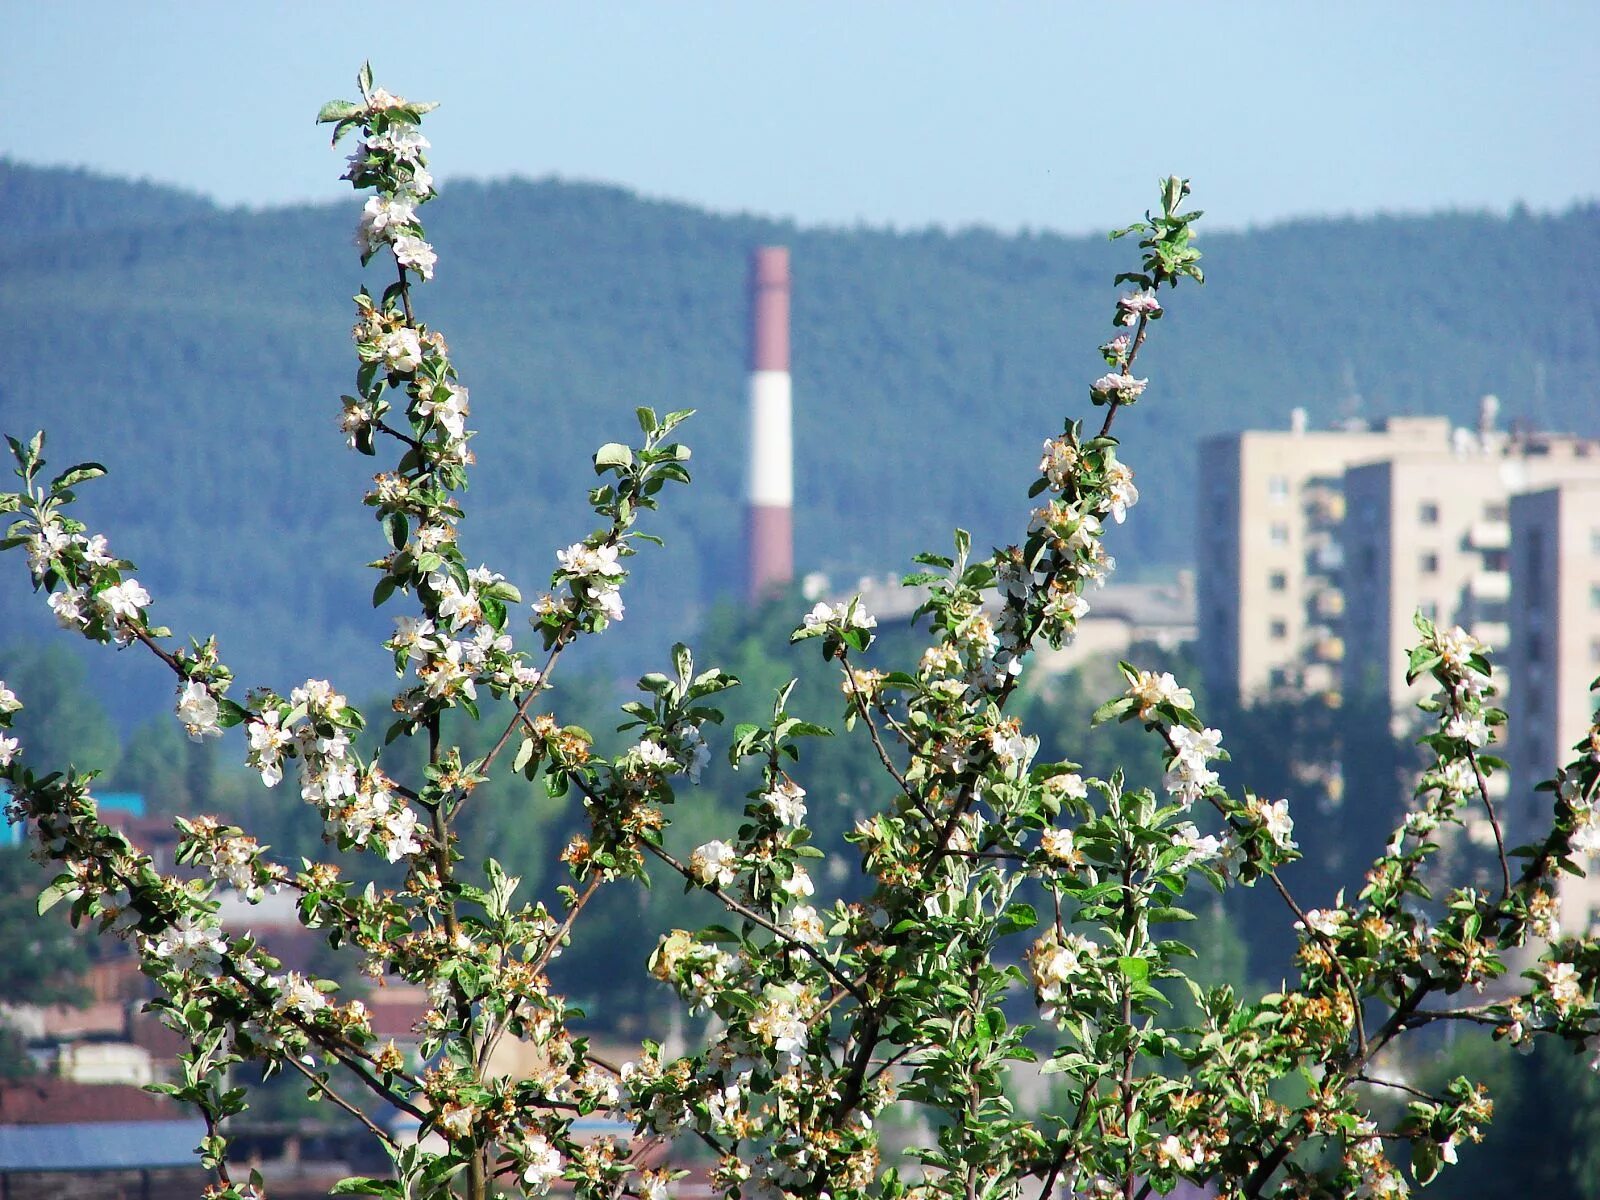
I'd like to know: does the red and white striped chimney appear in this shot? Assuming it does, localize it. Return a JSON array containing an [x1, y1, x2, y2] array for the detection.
[[745, 246, 793, 601]]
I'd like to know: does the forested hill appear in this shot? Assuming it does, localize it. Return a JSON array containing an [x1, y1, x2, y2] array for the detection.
[[2, 161, 1597, 725]]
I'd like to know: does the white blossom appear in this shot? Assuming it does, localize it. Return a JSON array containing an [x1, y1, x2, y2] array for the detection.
[[557, 541, 621, 578], [355, 194, 416, 256], [785, 904, 826, 945], [377, 328, 422, 373], [146, 914, 226, 974], [764, 780, 807, 827], [176, 680, 222, 741], [521, 1135, 563, 1193], [1128, 670, 1193, 717], [95, 579, 150, 622], [416, 383, 469, 439], [1115, 289, 1162, 325], [392, 234, 437, 280], [802, 599, 877, 632], [690, 840, 738, 889]]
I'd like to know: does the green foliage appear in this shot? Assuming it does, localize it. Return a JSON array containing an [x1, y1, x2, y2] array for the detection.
[[0, 642, 119, 774]]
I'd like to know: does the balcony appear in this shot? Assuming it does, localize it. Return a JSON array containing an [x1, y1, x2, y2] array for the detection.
[[1469, 520, 1511, 550], [1311, 588, 1345, 619], [1468, 570, 1511, 603]]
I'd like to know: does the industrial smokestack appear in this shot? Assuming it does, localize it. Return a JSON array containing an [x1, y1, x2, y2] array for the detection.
[[745, 246, 794, 601]]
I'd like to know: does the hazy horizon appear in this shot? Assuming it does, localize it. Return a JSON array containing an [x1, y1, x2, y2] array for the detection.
[[6, 2, 1599, 240]]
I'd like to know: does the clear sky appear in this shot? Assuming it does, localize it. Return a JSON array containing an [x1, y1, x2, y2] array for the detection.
[[4, 2, 1597, 236]]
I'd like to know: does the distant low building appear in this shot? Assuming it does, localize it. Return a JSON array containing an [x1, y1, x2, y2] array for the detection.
[[808, 570, 1195, 677]]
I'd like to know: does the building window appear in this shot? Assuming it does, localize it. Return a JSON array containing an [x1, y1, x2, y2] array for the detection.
[[1591, 637, 1600, 665], [1270, 620, 1288, 640], [1419, 552, 1439, 575], [1484, 503, 1508, 521], [1482, 549, 1508, 572], [1592, 583, 1600, 612], [1268, 475, 1290, 504], [1591, 528, 1600, 556], [1528, 630, 1544, 662], [1269, 523, 1289, 547], [1419, 502, 1440, 525], [1268, 668, 1290, 688], [1269, 571, 1287, 592], [1418, 600, 1439, 621]]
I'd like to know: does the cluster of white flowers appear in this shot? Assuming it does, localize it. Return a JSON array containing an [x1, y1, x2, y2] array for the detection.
[[414, 381, 469, 439], [326, 769, 424, 863], [986, 720, 1037, 777], [520, 1133, 563, 1194], [384, 568, 534, 709], [0, 682, 18, 768], [1027, 503, 1115, 601], [1102, 461, 1139, 523], [1127, 670, 1194, 718], [142, 913, 227, 975], [1433, 624, 1491, 695], [175, 679, 222, 741], [1027, 930, 1100, 1022], [212, 836, 267, 895], [690, 840, 739, 889], [344, 98, 436, 277], [1116, 288, 1163, 325], [556, 540, 625, 622], [1297, 908, 1347, 939], [1172, 822, 1225, 870], [1038, 437, 1079, 490], [1039, 826, 1081, 866], [783, 904, 826, 945], [35, 523, 150, 642], [1164, 725, 1223, 806], [1090, 372, 1149, 404], [1245, 794, 1297, 853], [763, 780, 807, 827], [1045, 771, 1089, 804], [1544, 960, 1583, 1015], [1154, 1133, 1209, 1173], [239, 681, 423, 863], [748, 985, 811, 1064], [801, 598, 878, 633], [1443, 711, 1490, 747]]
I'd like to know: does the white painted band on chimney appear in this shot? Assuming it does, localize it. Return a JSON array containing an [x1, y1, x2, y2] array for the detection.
[[746, 369, 793, 507]]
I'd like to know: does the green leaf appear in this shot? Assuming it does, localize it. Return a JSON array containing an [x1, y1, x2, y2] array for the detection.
[[997, 902, 1038, 936], [317, 100, 363, 124], [37, 874, 79, 915], [1115, 956, 1150, 984], [50, 463, 107, 493], [1090, 696, 1136, 727], [594, 443, 634, 473]]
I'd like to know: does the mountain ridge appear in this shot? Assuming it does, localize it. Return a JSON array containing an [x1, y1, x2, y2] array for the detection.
[[1, 161, 1595, 726]]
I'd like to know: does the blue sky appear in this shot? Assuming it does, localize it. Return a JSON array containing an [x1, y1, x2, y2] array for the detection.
[[5, 2, 1597, 235]]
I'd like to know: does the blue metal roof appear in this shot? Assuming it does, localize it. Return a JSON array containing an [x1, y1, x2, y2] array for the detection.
[[0, 1120, 204, 1172]]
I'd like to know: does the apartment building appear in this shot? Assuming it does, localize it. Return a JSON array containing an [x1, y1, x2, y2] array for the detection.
[[1196, 411, 1455, 706], [1508, 481, 1600, 929], [1341, 429, 1600, 716]]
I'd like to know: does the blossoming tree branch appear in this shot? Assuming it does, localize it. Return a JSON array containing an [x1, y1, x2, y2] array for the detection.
[[2, 65, 1599, 1200]]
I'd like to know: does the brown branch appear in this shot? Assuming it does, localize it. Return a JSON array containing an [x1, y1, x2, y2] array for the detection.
[[636, 837, 868, 1005], [285, 1053, 398, 1147]]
